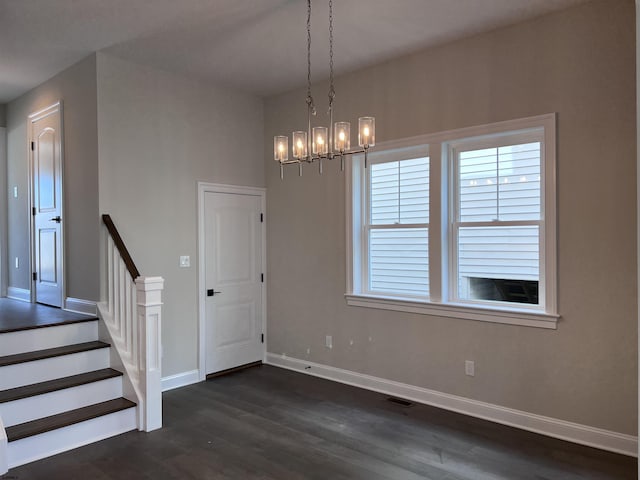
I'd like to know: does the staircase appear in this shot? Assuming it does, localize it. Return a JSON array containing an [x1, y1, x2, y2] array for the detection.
[[0, 314, 137, 470]]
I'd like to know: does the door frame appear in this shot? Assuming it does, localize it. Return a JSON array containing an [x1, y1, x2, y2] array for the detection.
[[197, 182, 266, 381], [28, 101, 65, 306]]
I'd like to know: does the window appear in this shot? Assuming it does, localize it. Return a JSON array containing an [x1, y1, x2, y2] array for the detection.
[[367, 151, 429, 297], [346, 114, 557, 328]]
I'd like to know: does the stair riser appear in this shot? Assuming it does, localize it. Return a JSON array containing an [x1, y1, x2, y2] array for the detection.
[[0, 321, 98, 356], [0, 377, 123, 427], [0, 349, 110, 390], [7, 407, 137, 468]]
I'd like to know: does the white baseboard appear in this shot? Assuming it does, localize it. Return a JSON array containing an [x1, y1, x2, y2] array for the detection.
[[266, 353, 637, 458], [64, 297, 97, 316], [6, 287, 29, 302], [161, 369, 200, 392]]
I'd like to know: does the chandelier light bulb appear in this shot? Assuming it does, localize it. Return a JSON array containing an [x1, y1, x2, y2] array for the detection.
[[292, 131, 308, 159], [334, 122, 350, 153], [312, 126, 328, 155], [358, 117, 375, 148], [274, 136, 288, 162]]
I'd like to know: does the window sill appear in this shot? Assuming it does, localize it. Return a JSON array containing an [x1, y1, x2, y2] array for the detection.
[[344, 294, 559, 329]]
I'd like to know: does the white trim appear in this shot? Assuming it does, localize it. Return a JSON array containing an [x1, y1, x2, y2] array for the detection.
[[266, 353, 637, 457], [64, 297, 97, 315], [161, 369, 200, 392], [197, 182, 267, 381], [345, 294, 558, 329], [7, 287, 30, 302]]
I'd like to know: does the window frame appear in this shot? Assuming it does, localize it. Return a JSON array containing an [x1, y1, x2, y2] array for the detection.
[[345, 114, 558, 329]]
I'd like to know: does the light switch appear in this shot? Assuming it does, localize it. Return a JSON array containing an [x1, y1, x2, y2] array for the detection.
[[13, 186, 17, 198], [179, 255, 190, 268]]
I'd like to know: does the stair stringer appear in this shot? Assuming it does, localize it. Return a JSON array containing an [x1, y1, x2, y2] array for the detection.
[[97, 304, 144, 431]]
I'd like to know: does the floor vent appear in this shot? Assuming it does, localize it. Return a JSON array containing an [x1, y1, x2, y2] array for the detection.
[[387, 397, 413, 407]]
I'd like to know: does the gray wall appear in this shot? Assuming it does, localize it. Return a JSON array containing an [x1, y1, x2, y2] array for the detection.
[[0, 105, 6, 128], [96, 53, 265, 377], [6, 55, 99, 300], [264, 0, 637, 435]]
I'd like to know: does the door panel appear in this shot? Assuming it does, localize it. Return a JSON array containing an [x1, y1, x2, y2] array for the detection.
[[205, 191, 263, 374], [31, 103, 63, 307]]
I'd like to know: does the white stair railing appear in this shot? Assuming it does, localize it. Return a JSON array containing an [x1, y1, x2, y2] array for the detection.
[[97, 214, 163, 431]]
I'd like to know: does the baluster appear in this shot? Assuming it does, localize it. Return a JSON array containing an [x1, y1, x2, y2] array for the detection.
[[107, 237, 114, 314], [113, 246, 120, 331], [131, 280, 138, 368], [118, 260, 125, 336]]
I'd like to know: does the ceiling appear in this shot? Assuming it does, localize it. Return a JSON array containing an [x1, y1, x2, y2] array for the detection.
[[0, 0, 588, 103]]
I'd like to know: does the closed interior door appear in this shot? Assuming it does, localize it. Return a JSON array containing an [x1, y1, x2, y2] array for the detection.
[[31, 103, 63, 307], [204, 191, 263, 374]]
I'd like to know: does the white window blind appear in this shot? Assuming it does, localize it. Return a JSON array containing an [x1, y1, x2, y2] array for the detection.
[[367, 157, 429, 297]]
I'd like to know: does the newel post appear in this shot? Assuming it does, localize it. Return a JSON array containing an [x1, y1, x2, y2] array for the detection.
[[135, 276, 164, 432]]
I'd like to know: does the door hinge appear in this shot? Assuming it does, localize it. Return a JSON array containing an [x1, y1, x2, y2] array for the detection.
[[261, 273, 264, 283], [261, 333, 264, 343], [32, 207, 36, 215], [30, 141, 35, 151], [260, 213, 264, 223], [32, 272, 37, 281]]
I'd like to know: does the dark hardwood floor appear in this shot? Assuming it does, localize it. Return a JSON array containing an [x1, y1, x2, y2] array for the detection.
[[3, 365, 636, 479], [0, 298, 95, 333]]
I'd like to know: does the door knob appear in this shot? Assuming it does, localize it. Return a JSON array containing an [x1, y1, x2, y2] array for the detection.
[[207, 289, 222, 296], [50, 216, 61, 223]]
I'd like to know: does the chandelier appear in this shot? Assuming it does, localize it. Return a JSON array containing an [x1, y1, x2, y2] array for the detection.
[[274, 0, 375, 179]]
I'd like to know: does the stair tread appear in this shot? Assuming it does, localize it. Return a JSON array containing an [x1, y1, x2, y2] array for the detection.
[[0, 341, 110, 367], [0, 316, 98, 334], [0, 368, 123, 404], [6, 397, 137, 441]]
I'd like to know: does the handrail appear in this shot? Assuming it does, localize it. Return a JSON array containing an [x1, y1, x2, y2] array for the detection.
[[102, 214, 140, 279]]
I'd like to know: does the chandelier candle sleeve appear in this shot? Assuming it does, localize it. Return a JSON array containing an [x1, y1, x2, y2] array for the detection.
[[359, 117, 375, 147], [334, 122, 350, 153], [274, 136, 288, 162], [312, 126, 328, 155], [292, 131, 308, 159]]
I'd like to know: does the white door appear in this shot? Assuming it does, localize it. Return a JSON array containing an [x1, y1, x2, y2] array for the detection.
[[30, 103, 63, 307], [204, 191, 264, 374]]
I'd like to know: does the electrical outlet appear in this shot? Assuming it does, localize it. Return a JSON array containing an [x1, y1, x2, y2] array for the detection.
[[13, 186, 17, 198], [465, 360, 475, 377], [306, 348, 311, 355], [349, 339, 354, 346], [179, 255, 190, 267], [325, 335, 332, 349]]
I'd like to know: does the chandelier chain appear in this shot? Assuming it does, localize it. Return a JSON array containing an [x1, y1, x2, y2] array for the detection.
[[306, 0, 316, 115], [328, 0, 335, 106]]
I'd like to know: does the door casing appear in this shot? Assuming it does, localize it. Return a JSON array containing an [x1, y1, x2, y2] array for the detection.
[[197, 182, 266, 380]]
